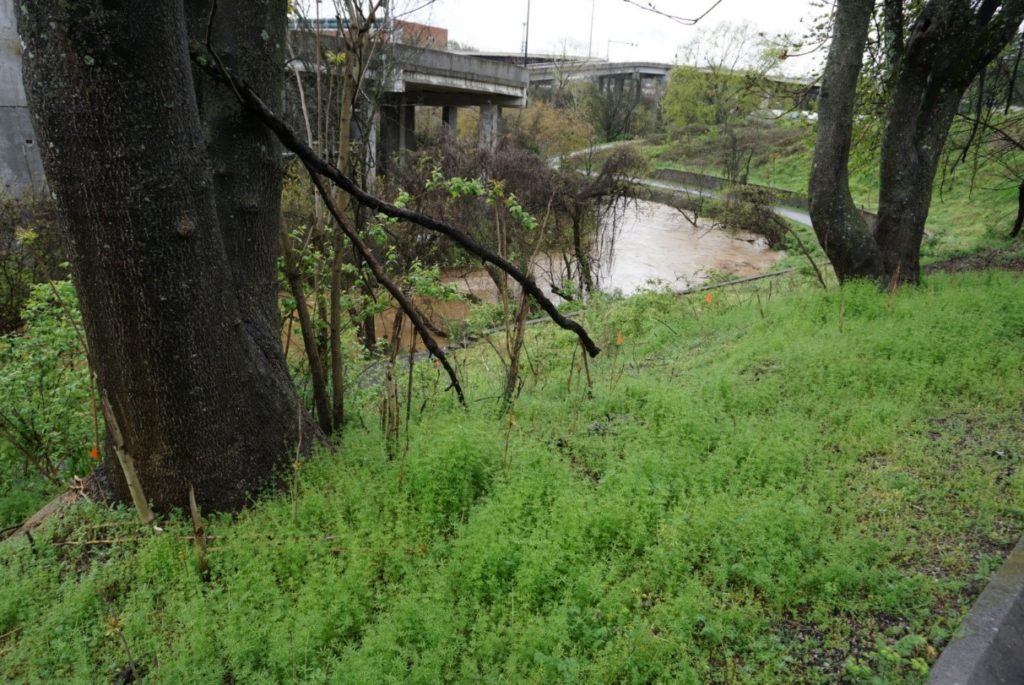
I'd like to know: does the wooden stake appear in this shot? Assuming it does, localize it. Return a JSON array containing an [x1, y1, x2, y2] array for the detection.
[[188, 483, 210, 580], [101, 392, 154, 525]]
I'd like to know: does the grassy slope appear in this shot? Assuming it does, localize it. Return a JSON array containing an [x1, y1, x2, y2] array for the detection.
[[643, 122, 1024, 262], [2, 272, 1023, 684]]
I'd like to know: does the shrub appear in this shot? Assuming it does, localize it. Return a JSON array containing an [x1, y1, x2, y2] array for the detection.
[[0, 279, 94, 521], [705, 184, 787, 248], [0, 193, 65, 333]]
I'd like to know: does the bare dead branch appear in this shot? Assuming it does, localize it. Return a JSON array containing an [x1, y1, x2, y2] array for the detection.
[[621, 0, 723, 25], [308, 171, 467, 405], [192, 54, 601, 358]]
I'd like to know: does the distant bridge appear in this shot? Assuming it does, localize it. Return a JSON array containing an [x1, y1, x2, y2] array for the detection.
[[470, 52, 818, 109], [286, 36, 530, 161]]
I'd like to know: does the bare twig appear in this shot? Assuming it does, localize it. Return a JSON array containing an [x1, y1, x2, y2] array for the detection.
[[308, 172, 466, 405], [774, 217, 827, 289], [191, 54, 600, 358]]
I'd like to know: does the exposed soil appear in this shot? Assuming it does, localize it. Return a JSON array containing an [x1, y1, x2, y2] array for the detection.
[[924, 248, 1024, 274]]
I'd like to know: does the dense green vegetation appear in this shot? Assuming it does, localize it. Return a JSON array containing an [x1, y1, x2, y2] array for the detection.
[[0, 281, 93, 527], [3, 269, 1023, 683], [4, 64, 1024, 684], [641, 119, 1024, 259]]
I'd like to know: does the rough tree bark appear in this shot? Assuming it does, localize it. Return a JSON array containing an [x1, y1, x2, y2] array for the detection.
[[810, 0, 1024, 285], [20, 1, 317, 513], [808, 0, 884, 282]]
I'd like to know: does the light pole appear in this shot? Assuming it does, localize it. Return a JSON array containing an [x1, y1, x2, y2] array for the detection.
[[523, 0, 531, 67], [588, 0, 595, 59], [606, 39, 636, 60]]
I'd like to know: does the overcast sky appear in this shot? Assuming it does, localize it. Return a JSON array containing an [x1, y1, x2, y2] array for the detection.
[[398, 0, 825, 74]]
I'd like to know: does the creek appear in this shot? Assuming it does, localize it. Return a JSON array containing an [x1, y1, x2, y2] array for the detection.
[[375, 199, 785, 350]]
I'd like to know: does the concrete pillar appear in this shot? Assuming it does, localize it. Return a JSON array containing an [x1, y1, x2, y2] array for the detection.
[[442, 106, 458, 139], [379, 104, 401, 173], [478, 103, 499, 151], [400, 105, 416, 153], [379, 103, 416, 172]]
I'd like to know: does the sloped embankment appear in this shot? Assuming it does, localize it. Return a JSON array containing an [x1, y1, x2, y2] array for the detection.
[[1, 272, 1023, 684]]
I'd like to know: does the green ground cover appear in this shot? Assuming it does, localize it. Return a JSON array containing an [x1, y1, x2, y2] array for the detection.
[[641, 120, 1024, 261], [2, 270, 1023, 683]]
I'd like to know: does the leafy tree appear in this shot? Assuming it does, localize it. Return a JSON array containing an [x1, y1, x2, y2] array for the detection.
[[663, 22, 777, 127], [662, 66, 762, 131], [809, 0, 1024, 285], [663, 22, 781, 182]]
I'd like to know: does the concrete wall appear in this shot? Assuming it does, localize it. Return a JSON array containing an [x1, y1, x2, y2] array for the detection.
[[0, 0, 44, 193]]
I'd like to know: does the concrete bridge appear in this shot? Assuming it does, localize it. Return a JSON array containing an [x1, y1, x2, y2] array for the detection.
[[286, 33, 529, 166], [378, 43, 528, 156], [528, 59, 673, 99], [0, 12, 531, 192], [524, 57, 818, 109]]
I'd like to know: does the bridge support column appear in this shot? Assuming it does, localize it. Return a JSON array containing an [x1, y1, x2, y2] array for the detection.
[[478, 103, 499, 150], [442, 106, 458, 139], [402, 104, 416, 153], [380, 104, 400, 172], [379, 103, 416, 173]]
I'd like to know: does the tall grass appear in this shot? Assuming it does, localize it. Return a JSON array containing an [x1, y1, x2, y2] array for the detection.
[[2, 271, 1023, 683]]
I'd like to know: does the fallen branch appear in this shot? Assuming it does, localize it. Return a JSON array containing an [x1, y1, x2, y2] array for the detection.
[[678, 268, 797, 294]]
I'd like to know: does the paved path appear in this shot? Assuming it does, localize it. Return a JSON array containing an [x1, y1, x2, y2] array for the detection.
[[553, 142, 814, 227]]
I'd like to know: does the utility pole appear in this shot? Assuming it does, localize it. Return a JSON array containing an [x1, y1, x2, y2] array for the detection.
[[588, 0, 595, 59], [523, 0, 531, 67]]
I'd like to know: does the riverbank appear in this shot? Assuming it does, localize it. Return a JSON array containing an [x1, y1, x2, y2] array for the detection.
[[371, 198, 786, 352], [3, 268, 1023, 683]]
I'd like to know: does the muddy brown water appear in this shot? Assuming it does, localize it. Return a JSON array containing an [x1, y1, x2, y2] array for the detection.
[[374, 199, 785, 350]]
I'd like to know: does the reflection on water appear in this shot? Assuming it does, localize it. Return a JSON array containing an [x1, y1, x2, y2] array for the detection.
[[595, 200, 785, 294], [375, 200, 785, 348], [447, 200, 785, 301]]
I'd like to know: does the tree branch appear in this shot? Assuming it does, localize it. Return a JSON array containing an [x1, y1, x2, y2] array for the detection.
[[307, 170, 466, 405], [193, 54, 601, 358], [621, 0, 723, 25]]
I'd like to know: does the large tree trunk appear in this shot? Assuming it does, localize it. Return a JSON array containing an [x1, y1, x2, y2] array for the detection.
[[875, 0, 1024, 284], [20, 1, 316, 513], [811, 0, 1024, 286], [808, 0, 884, 283]]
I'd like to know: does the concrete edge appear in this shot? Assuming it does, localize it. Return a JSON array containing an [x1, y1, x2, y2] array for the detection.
[[928, 534, 1024, 684]]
